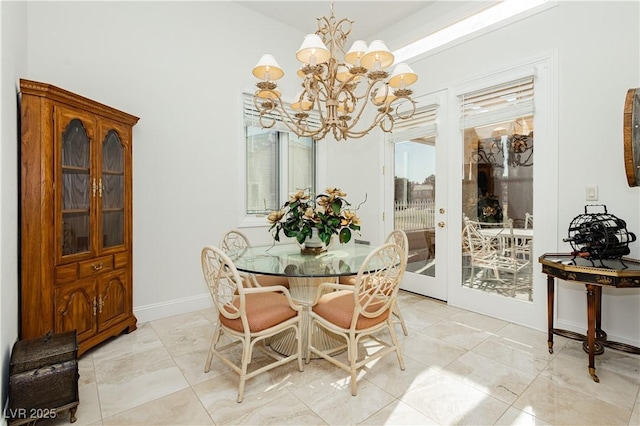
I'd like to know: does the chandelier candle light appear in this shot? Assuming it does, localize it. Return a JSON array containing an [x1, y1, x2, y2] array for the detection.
[[251, 1, 419, 141]]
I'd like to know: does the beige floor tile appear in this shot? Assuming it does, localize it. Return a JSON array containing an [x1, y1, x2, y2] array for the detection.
[[442, 351, 537, 404], [35, 381, 102, 426], [513, 376, 632, 425], [98, 365, 190, 419], [57, 294, 638, 426], [421, 317, 495, 350], [494, 406, 550, 425], [400, 367, 509, 425], [293, 373, 396, 425], [471, 334, 555, 375], [359, 400, 439, 425], [192, 370, 292, 425], [540, 351, 640, 410], [101, 388, 213, 425], [498, 322, 570, 352], [558, 340, 640, 381], [223, 392, 325, 425], [630, 393, 640, 426], [399, 330, 467, 367], [360, 351, 442, 397], [447, 310, 510, 333]]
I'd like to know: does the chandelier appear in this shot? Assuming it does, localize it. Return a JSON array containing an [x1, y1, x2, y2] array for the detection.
[[251, 1, 419, 141]]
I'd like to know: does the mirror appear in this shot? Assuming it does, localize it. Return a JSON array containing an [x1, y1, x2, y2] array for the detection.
[[624, 88, 640, 187]]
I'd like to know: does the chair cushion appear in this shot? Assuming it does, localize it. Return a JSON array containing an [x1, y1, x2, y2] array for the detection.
[[312, 290, 390, 330], [220, 292, 297, 332]]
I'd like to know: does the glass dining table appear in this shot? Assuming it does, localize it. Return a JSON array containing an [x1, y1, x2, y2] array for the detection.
[[227, 242, 379, 357]]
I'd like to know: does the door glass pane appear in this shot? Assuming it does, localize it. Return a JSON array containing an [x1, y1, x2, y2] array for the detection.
[[62, 119, 91, 256], [102, 130, 124, 248], [462, 117, 534, 301], [394, 137, 436, 277]]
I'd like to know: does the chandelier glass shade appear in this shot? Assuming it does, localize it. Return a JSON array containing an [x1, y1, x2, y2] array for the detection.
[[251, 2, 419, 141]]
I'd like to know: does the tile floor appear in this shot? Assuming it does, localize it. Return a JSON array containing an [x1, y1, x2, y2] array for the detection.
[[40, 291, 639, 425]]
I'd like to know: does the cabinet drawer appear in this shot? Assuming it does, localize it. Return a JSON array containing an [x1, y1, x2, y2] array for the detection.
[[55, 264, 78, 285], [113, 252, 128, 269], [78, 256, 113, 278]]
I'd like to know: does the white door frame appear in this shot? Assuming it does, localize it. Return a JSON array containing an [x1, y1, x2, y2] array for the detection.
[[446, 51, 559, 331], [384, 90, 449, 301]]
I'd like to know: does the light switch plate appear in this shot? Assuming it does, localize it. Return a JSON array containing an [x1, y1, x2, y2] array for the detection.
[[585, 185, 599, 201]]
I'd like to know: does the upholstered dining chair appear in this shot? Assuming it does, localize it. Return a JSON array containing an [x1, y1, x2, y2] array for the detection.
[[200, 246, 303, 403], [307, 242, 407, 396], [220, 229, 289, 288], [339, 230, 409, 336]]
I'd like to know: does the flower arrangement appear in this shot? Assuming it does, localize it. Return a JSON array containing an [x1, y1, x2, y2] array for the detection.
[[267, 188, 362, 246]]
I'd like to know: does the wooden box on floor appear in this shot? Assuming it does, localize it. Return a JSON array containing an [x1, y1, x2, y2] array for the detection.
[[7, 331, 79, 425]]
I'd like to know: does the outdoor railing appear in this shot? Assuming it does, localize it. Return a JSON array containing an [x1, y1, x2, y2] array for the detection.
[[394, 200, 436, 230]]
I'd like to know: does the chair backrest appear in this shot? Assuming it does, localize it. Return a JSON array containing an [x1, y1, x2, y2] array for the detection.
[[385, 230, 409, 259], [201, 245, 245, 322], [524, 213, 534, 229], [352, 243, 405, 321], [220, 229, 251, 254], [462, 216, 515, 261]]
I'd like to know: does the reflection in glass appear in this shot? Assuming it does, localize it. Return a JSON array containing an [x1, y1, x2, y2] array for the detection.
[[462, 117, 534, 301], [102, 130, 125, 248], [61, 119, 91, 256]]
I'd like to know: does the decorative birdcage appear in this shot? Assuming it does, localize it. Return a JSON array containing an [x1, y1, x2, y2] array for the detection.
[[563, 204, 637, 268]]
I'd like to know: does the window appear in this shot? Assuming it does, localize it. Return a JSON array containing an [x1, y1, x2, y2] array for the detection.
[[242, 93, 319, 221], [245, 126, 315, 216]]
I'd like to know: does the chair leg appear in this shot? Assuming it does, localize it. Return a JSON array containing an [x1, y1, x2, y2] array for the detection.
[[348, 336, 358, 396], [296, 324, 304, 372], [388, 320, 406, 371], [204, 323, 222, 373], [237, 336, 251, 403], [393, 302, 408, 336]]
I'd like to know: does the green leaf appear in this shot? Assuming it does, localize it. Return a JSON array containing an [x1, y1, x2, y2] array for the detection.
[[331, 200, 341, 215], [339, 228, 351, 244]]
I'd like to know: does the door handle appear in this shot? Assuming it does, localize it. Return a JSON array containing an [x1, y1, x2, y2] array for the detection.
[[438, 221, 445, 228]]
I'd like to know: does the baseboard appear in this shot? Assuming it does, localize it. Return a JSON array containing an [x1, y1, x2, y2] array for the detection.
[[556, 318, 640, 348], [133, 293, 213, 325]]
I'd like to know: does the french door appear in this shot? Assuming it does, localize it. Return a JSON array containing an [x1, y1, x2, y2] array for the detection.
[[385, 91, 448, 301]]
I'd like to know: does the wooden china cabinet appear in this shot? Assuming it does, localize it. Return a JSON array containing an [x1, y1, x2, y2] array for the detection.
[[19, 79, 139, 356]]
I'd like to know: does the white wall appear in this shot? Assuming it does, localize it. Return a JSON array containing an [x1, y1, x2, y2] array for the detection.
[[23, 1, 309, 323], [377, 0, 639, 344], [2, 1, 637, 370], [0, 0, 27, 409]]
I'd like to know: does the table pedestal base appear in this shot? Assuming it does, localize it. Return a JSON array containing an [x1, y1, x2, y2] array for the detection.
[[269, 276, 346, 359]]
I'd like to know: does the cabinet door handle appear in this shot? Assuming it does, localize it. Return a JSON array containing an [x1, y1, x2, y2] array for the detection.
[[91, 262, 103, 271], [93, 296, 97, 316], [92, 178, 97, 197], [98, 295, 104, 314], [98, 178, 103, 197]]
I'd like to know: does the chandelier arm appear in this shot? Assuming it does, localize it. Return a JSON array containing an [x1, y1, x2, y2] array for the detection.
[[252, 4, 419, 141]]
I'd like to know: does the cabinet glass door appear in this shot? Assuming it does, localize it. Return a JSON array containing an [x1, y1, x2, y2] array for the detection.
[[61, 118, 92, 256], [101, 129, 125, 249]]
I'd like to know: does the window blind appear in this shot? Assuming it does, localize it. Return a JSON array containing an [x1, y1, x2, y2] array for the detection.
[[243, 92, 321, 133], [459, 76, 534, 129], [391, 103, 439, 142]]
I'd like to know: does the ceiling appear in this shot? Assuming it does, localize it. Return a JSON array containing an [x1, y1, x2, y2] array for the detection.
[[234, 1, 438, 42]]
